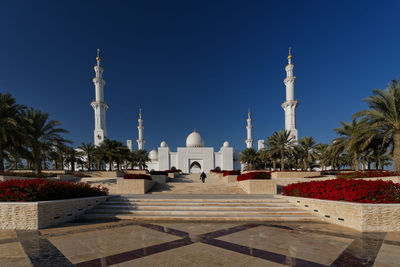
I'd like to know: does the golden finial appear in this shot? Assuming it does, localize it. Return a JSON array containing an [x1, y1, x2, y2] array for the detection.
[[139, 108, 142, 118], [288, 47, 292, 60], [96, 48, 101, 62], [248, 108, 251, 118]]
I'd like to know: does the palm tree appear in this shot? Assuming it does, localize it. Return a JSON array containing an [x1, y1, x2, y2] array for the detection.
[[114, 146, 130, 171], [25, 108, 68, 174], [333, 118, 369, 171], [0, 93, 25, 172], [79, 142, 95, 170], [97, 139, 126, 171], [268, 130, 296, 171], [135, 149, 149, 170], [354, 80, 400, 171], [64, 147, 83, 172], [240, 148, 258, 170], [297, 136, 319, 170], [315, 143, 329, 170]]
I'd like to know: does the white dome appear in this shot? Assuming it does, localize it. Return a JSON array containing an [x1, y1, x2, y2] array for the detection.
[[160, 141, 167, 148], [223, 141, 230, 147], [186, 129, 204, 147], [148, 149, 158, 161]]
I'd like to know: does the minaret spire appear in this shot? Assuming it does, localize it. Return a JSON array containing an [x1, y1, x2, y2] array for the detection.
[[91, 49, 108, 146], [137, 108, 145, 150], [281, 47, 299, 141], [245, 109, 253, 149]]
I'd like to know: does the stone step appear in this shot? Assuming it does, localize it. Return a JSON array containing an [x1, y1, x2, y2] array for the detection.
[[82, 213, 319, 222], [96, 204, 301, 211], [108, 198, 285, 204], [103, 201, 292, 207], [86, 208, 311, 216]]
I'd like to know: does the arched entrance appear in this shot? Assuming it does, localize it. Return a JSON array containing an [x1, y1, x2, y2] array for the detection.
[[189, 161, 201, 173]]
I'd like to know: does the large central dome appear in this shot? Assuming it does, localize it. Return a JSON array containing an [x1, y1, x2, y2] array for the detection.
[[186, 129, 204, 147]]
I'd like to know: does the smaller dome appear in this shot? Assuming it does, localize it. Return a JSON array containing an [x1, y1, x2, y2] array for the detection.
[[148, 149, 158, 161], [223, 141, 230, 147], [160, 141, 167, 148]]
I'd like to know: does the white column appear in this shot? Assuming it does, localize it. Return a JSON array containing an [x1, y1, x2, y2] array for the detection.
[[91, 49, 108, 146], [245, 110, 254, 148], [281, 48, 299, 141], [137, 109, 145, 150]]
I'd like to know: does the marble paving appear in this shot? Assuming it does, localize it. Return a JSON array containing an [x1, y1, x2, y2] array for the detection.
[[1, 219, 400, 266]]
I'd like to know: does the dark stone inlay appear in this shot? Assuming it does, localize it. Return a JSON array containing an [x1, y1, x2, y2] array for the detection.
[[75, 238, 193, 267], [201, 224, 259, 239], [16, 230, 74, 267], [140, 223, 189, 238], [202, 238, 326, 267], [384, 239, 400, 247], [331, 232, 386, 267], [0, 237, 19, 245]]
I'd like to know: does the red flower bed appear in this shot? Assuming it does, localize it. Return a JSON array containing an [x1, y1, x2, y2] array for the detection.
[[149, 171, 168, 175], [282, 179, 400, 203], [237, 172, 271, 181], [123, 174, 152, 180], [336, 171, 399, 179], [223, 170, 241, 176], [0, 179, 108, 202], [217, 170, 228, 174]]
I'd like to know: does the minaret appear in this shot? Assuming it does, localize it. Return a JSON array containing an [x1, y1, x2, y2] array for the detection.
[[91, 49, 108, 146], [137, 108, 145, 150], [281, 47, 299, 141], [245, 109, 254, 149]]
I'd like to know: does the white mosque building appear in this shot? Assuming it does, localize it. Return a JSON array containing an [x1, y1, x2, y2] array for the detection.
[[91, 48, 299, 173]]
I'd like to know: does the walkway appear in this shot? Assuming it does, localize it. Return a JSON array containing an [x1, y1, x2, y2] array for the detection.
[[151, 173, 245, 194]]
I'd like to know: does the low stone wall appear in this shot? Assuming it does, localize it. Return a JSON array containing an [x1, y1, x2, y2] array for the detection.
[[151, 175, 169, 183], [357, 176, 400, 183], [0, 175, 38, 182], [167, 172, 178, 178], [8, 170, 35, 173], [272, 176, 335, 186], [282, 196, 400, 232], [81, 171, 124, 178], [0, 196, 108, 230], [56, 175, 81, 182], [271, 171, 321, 178], [222, 175, 238, 183], [124, 170, 148, 175], [117, 179, 155, 194], [238, 180, 277, 194]]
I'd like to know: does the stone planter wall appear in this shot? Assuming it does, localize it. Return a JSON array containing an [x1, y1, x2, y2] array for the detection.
[[124, 170, 148, 175], [271, 171, 321, 178], [151, 175, 169, 183], [282, 196, 400, 232], [81, 171, 124, 178], [0, 176, 38, 182], [222, 175, 238, 183], [117, 179, 155, 194], [238, 180, 277, 194], [0, 196, 107, 230]]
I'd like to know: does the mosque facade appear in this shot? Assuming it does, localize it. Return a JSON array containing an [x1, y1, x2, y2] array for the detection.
[[91, 49, 298, 172]]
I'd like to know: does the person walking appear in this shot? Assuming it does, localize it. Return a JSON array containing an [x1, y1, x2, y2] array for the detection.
[[200, 171, 206, 183]]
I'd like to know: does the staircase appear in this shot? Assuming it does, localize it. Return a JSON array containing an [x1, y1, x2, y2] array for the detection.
[[82, 195, 319, 222]]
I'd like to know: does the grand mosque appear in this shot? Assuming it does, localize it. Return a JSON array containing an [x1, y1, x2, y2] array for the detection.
[[90, 48, 299, 173]]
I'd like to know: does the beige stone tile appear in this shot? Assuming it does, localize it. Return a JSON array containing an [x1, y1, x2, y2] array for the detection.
[[0, 230, 17, 240], [217, 225, 353, 266], [373, 243, 400, 267], [49, 224, 180, 264], [241, 258, 286, 267], [0, 242, 32, 267]]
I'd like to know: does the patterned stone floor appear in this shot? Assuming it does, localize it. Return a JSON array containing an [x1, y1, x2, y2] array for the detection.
[[1, 219, 400, 266]]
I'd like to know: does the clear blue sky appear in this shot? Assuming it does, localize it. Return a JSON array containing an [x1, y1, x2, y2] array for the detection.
[[1, 0, 399, 151]]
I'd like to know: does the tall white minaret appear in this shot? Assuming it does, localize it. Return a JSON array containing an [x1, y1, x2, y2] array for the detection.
[[281, 47, 299, 141], [137, 108, 145, 150], [91, 49, 108, 146], [245, 109, 254, 149]]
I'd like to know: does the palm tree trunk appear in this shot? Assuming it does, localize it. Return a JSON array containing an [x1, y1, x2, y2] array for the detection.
[[108, 157, 112, 171], [34, 149, 41, 175], [393, 130, 400, 172], [0, 143, 4, 172], [280, 149, 285, 171], [272, 159, 276, 171], [353, 152, 359, 171]]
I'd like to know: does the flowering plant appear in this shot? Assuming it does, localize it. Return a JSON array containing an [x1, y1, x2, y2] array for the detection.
[[282, 179, 400, 203], [223, 170, 241, 176], [0, 179, 108, 202], [237, 172, 271, 181], [336, 171, 399, 179], [123, 174, 152, 180]]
